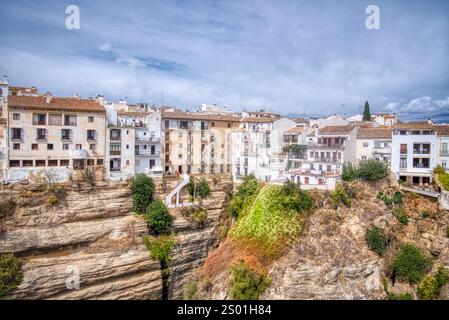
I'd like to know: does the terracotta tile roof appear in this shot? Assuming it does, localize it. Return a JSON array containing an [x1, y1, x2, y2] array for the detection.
[[318, 125, 354, 135], [8, 95, 105, 113], [117, 110, 152, 117], [284, 126, 304, 135], [240, 117, 275, 123], [294, 117, 309, 123], [394, 121, 435, 130], [161, 110, 240, 122], [357, 127, 392, 139], [9, 86, 38, 94], [307, 128, 316, 137], [436, 125, 449, 136]]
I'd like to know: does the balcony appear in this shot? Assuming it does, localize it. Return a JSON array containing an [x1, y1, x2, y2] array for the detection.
[[305, 157, 339, 163], [135, 135, 160, 143], [413, 149, 430, 155], [135, 150, 160, 157], [307, 142, 345, 149], [70, 149, 88, 159]]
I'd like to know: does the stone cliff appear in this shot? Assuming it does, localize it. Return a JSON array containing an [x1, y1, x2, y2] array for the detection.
[[0, 174, 233, 300]]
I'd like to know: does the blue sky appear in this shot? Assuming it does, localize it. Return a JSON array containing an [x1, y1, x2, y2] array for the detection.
[[0, 0, 448, 121]]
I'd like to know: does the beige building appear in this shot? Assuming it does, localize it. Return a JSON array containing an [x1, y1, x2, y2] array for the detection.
[[161, 109, 240, 175], [355, 127, 392, 163], [6, 94, 106, 182]]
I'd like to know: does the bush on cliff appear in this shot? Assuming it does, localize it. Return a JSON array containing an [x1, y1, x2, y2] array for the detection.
[[230, 262, 271, 300], [144, 234, 176, 267], [365, 226, 388, 256], [230, 183, 311, 259], [228, 174, 260, 218], [0, 254, 23, 297], [145, 199, 174, 235], [392, 243, 431, 283], [130, 174, 154, 214], [342, 159, 387, 182], [417, 267, 449, 300]]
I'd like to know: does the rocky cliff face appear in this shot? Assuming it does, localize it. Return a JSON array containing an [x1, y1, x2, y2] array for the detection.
[[198, 177, 449, 300], [0, 175, 233, 300]]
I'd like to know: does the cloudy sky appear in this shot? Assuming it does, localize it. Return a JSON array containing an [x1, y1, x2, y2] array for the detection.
[[0, 0, 448, 121]]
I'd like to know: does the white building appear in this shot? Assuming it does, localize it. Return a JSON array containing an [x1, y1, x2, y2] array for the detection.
[[391, 121, 437, 186], [354, 127, 392, 163], [436, 125, 449, 170]]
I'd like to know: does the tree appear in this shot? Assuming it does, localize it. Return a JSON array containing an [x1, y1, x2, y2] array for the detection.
[[363, 101, 371, 121], [145, 199, 174, 235], [130, 174, 154, 214]]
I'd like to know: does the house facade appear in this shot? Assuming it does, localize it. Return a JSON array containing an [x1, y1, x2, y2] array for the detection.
[[355, 127, 392, 163]]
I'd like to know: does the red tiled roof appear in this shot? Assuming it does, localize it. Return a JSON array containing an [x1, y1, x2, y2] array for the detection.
[[9, 86, 38, 94], [394, 121, 435, 130], [436, 125, 449, 136], [8, 95, 105, 113], [240, 117, 275, 123], [284, 126, 304, 135], [357, 127, 392, 139], [319, 125, 354, 135], [161, 110, 240, 122]]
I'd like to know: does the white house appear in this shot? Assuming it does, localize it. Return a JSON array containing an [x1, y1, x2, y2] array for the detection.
[[355, 127, 392, 163], [391, 121, 437, 186], [436, 125, 449, 170]]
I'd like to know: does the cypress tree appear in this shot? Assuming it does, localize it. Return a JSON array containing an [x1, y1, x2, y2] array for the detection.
[[363, 101, 371, 121]]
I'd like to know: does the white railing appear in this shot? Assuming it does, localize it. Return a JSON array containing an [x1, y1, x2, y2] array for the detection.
[[165, 174, 192, 208]]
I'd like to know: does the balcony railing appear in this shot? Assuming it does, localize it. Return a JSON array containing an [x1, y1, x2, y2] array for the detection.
[[306, 157, 339, 163], [307, 142, 345, 149], [413, 149, 430, 154]]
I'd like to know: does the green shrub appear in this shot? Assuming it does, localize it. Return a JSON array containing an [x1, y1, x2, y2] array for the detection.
[[228, 174, 260, 218], [230, 262, 271, 300], [331, 184, 351, 208], [357, 159, 388, 181], [392, 243, 431, 283], [342, 162, 359, 181], [144, 235, 176, 266], [183, 280, 199, 300], [392, 192, 403, 205], [0, 254, 23, 297], [197, 178, 211, 200], [417, 267, 449, 300], [446, 226, 449, 238], [0, 199, 16, 218], [434, 164, 446, 175], [145, 200, 174, 235], [438, 172, 449, 191], [387, 292, 414, 300], [130, 174, 154, 214], [365, 226, 388, 256], [280, 180, 312, 212], [393, 207, 409, 225], [181, 206, 208, 225]]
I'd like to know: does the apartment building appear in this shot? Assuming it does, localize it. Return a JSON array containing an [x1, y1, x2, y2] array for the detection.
[[355, 127, 392, 163], [0, 78, 8, 181], [436, 125, 449, 170], [391, 121, 437, 187], [288, 125, 356, 190], [6, 93, 107, 182], [161, 109, 239, 175], [105, 102, 162, 180], [283, 126, 308, 170]]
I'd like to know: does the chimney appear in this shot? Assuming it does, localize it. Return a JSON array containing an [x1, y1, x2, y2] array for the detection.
[[45, 92, 52, 103]]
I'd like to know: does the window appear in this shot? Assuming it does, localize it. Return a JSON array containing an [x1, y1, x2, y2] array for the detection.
[[32, 144, 38, 150], [64, 115, 77, 126], [48, 160, 58, 166], [87, 130, 96, 140], [33, 113, 46, 125], [164, 120, 170, 129], [73, 159, 85, 169], [400, 157, 407, 169], [441, 142, 448, 156], [126, 144, 129, 149], [361, 156, 366, 160], [88, 116, 94, 122], [76, 144, 82, 150], [87, 159, 95, 166], [12, 128, 22, 140], [22, 160, 33, 167], [13, 143, 20, 150], [13, 113, 20, 120], [47, 144, 54, 150], [61, 129, 71, 140], [227, 123, 231, 128], [35, 160, 46, 167], [400, 144, 408, 154], [63, 144, 69, 150], [60, 159, 70, 166], [89, 144, 96, 151], [110, 129, 121, 140], [178, 154, 182, 159], [400, 130, 407, 135], [48, 114, 62, 126], [9, 160, 20, 167], [37, 129, 46, 140], [211, 122, 215, 127], [97, 159, 104, 166], [110, 143, 121, 155], [179, 121, 189, 129]]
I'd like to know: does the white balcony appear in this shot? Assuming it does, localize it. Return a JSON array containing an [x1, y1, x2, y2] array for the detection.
[[70, 149, 88, 159]]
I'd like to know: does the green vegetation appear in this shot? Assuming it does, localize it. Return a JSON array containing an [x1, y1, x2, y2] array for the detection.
[[387, 292, 414, 300], [365, 226, 388, 256], [434, 164, 446, 175], [229, 262, 271, 300], [47, 194, 59, 206], [130, 174, 154, 214], [145, 199, 174, 235], [417, 267, 449, 300], [331, 184, 351, 208], [437, 172, 449, 191], [0, 198, 16, 218], [0, 254, 23, 297], [183, 280, 199, 300], [282, 144, 307, 155], [181, 206, 208, 225], [392, 243, 431, 283], [446, 226, 449, 238], [342, 159, 387, 182], [377, 191, 403, 206], [362, 100, 371, 121], [230, 182, 311, 258], [228, 174, 260, 218], [144, 234, 177, 267], [393, 207, 409, 225], [186, 177, 211, 201]]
